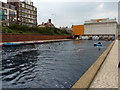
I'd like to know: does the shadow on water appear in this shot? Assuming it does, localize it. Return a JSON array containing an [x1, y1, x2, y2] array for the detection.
[[1, 40, 112, 88]]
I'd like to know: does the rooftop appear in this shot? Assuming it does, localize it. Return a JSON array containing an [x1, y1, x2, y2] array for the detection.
[[84, 18, 117, 24]]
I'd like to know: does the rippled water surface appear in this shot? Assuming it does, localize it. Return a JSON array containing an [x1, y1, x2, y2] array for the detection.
[[1, 40, 112, 88]]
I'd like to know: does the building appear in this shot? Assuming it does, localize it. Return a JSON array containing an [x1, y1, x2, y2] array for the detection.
[[38, 19, 55, 28], [0, 1, 17, 26], [118, 1, 120, 24], [118, 2, 120, 39], [84, 18, 117, 37], [59, 26, 72, 34], [59, 26, 72, 30], [71, 18, 117, 39], [7, 0, 37, 27], [72, 25, 84, 38]]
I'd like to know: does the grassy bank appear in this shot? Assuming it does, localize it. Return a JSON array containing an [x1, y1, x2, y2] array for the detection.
[[1, 24, 72, 35]]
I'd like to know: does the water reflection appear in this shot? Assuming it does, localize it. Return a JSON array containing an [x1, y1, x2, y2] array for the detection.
[[73, 40, 84, 45], [2, 40, 112, 88], [2, 45, 38, 87]]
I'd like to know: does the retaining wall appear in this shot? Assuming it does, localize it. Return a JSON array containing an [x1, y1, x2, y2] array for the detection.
[[1, 34, 72, 42]]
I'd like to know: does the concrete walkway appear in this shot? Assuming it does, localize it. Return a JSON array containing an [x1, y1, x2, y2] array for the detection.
[[90, 40, 118, 88]]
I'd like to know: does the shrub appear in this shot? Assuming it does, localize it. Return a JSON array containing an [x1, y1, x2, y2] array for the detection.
[[19, 31, 23, 34], [2, 24, 72, 35], [7, 31, 12, 33], [2, 27, 13, 33]]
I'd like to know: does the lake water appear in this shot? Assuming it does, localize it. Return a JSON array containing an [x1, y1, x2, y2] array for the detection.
[[1, 40, 112, 88]]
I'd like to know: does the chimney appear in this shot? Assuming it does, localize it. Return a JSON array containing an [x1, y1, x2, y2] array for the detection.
[[48, 19, 51, 23]]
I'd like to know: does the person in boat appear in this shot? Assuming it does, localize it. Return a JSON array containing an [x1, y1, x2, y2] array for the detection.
[[98, 42, 101, 44]]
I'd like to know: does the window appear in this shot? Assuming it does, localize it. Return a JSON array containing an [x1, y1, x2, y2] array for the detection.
[[30, 6, 32, 10], [28, 5, 30, 9], [19, 3, 21, 7], [31, 11, 33, 14], [22, 18, 26, 23], [5, 3, 9, 8], [22, 3, 25, 7], [0, 9, 2, 20], [4, 9, 7, 14], [9, 11, 16, 21], [30, 19, 32, 22], [30, 2, 33, 5], [26, 5, 28, 8], [0, 2, 2, 7], [2, 9, 5, 20], [26, 19, 28, 22], [5, 15, 7, 20], [0, 8, 2, 14], [28, 15, 30, 18], [9, 11, 15, 16], [11, 5, 15, 10], [26, 10, 28, 13], [32, 7, 34, 10], [24, 14, 26, 17], [28, 10, 30, 13]]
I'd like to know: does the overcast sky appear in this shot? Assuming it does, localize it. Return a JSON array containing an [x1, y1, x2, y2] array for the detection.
[[1, 0, 119, 27]]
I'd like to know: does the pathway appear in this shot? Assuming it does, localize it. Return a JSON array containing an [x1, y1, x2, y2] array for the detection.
[[90, 40, 118, 88]]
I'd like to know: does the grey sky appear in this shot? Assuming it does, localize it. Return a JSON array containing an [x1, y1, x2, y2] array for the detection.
[[36, 2, 118, 27], [1, 0, 118, 27]]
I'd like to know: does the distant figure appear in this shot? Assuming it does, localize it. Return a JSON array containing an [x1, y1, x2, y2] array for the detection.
[[98, 48, 101, 51]]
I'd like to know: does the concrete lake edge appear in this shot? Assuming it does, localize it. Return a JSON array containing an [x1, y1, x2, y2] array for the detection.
[[71, 40, 115, 89], [0, 39, 72, 46]]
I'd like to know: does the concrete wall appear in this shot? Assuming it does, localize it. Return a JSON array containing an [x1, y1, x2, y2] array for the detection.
[[1, 34, 71, 42], [84, 23, 117, 35]]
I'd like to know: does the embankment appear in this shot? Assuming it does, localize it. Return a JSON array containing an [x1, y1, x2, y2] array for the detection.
[[1, 34, 72, 42]]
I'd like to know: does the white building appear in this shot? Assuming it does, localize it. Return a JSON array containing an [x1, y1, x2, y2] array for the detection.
[[84, 18, 117, 37]]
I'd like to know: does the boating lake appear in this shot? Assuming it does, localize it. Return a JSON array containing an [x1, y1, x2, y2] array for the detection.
[[1, 40, 112, 88]]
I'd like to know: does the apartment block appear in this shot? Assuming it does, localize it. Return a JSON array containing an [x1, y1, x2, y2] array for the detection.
[[7, 0, 37, 27], [0, 1, 17, 26]]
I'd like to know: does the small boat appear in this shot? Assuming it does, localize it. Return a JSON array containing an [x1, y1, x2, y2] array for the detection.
[[94, 42, 102, 46], [3, 42, 20, 46]]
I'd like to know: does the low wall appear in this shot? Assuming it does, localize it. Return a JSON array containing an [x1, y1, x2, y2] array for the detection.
[[1, 34, 72, 42], [71, 41, 115, 89]]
